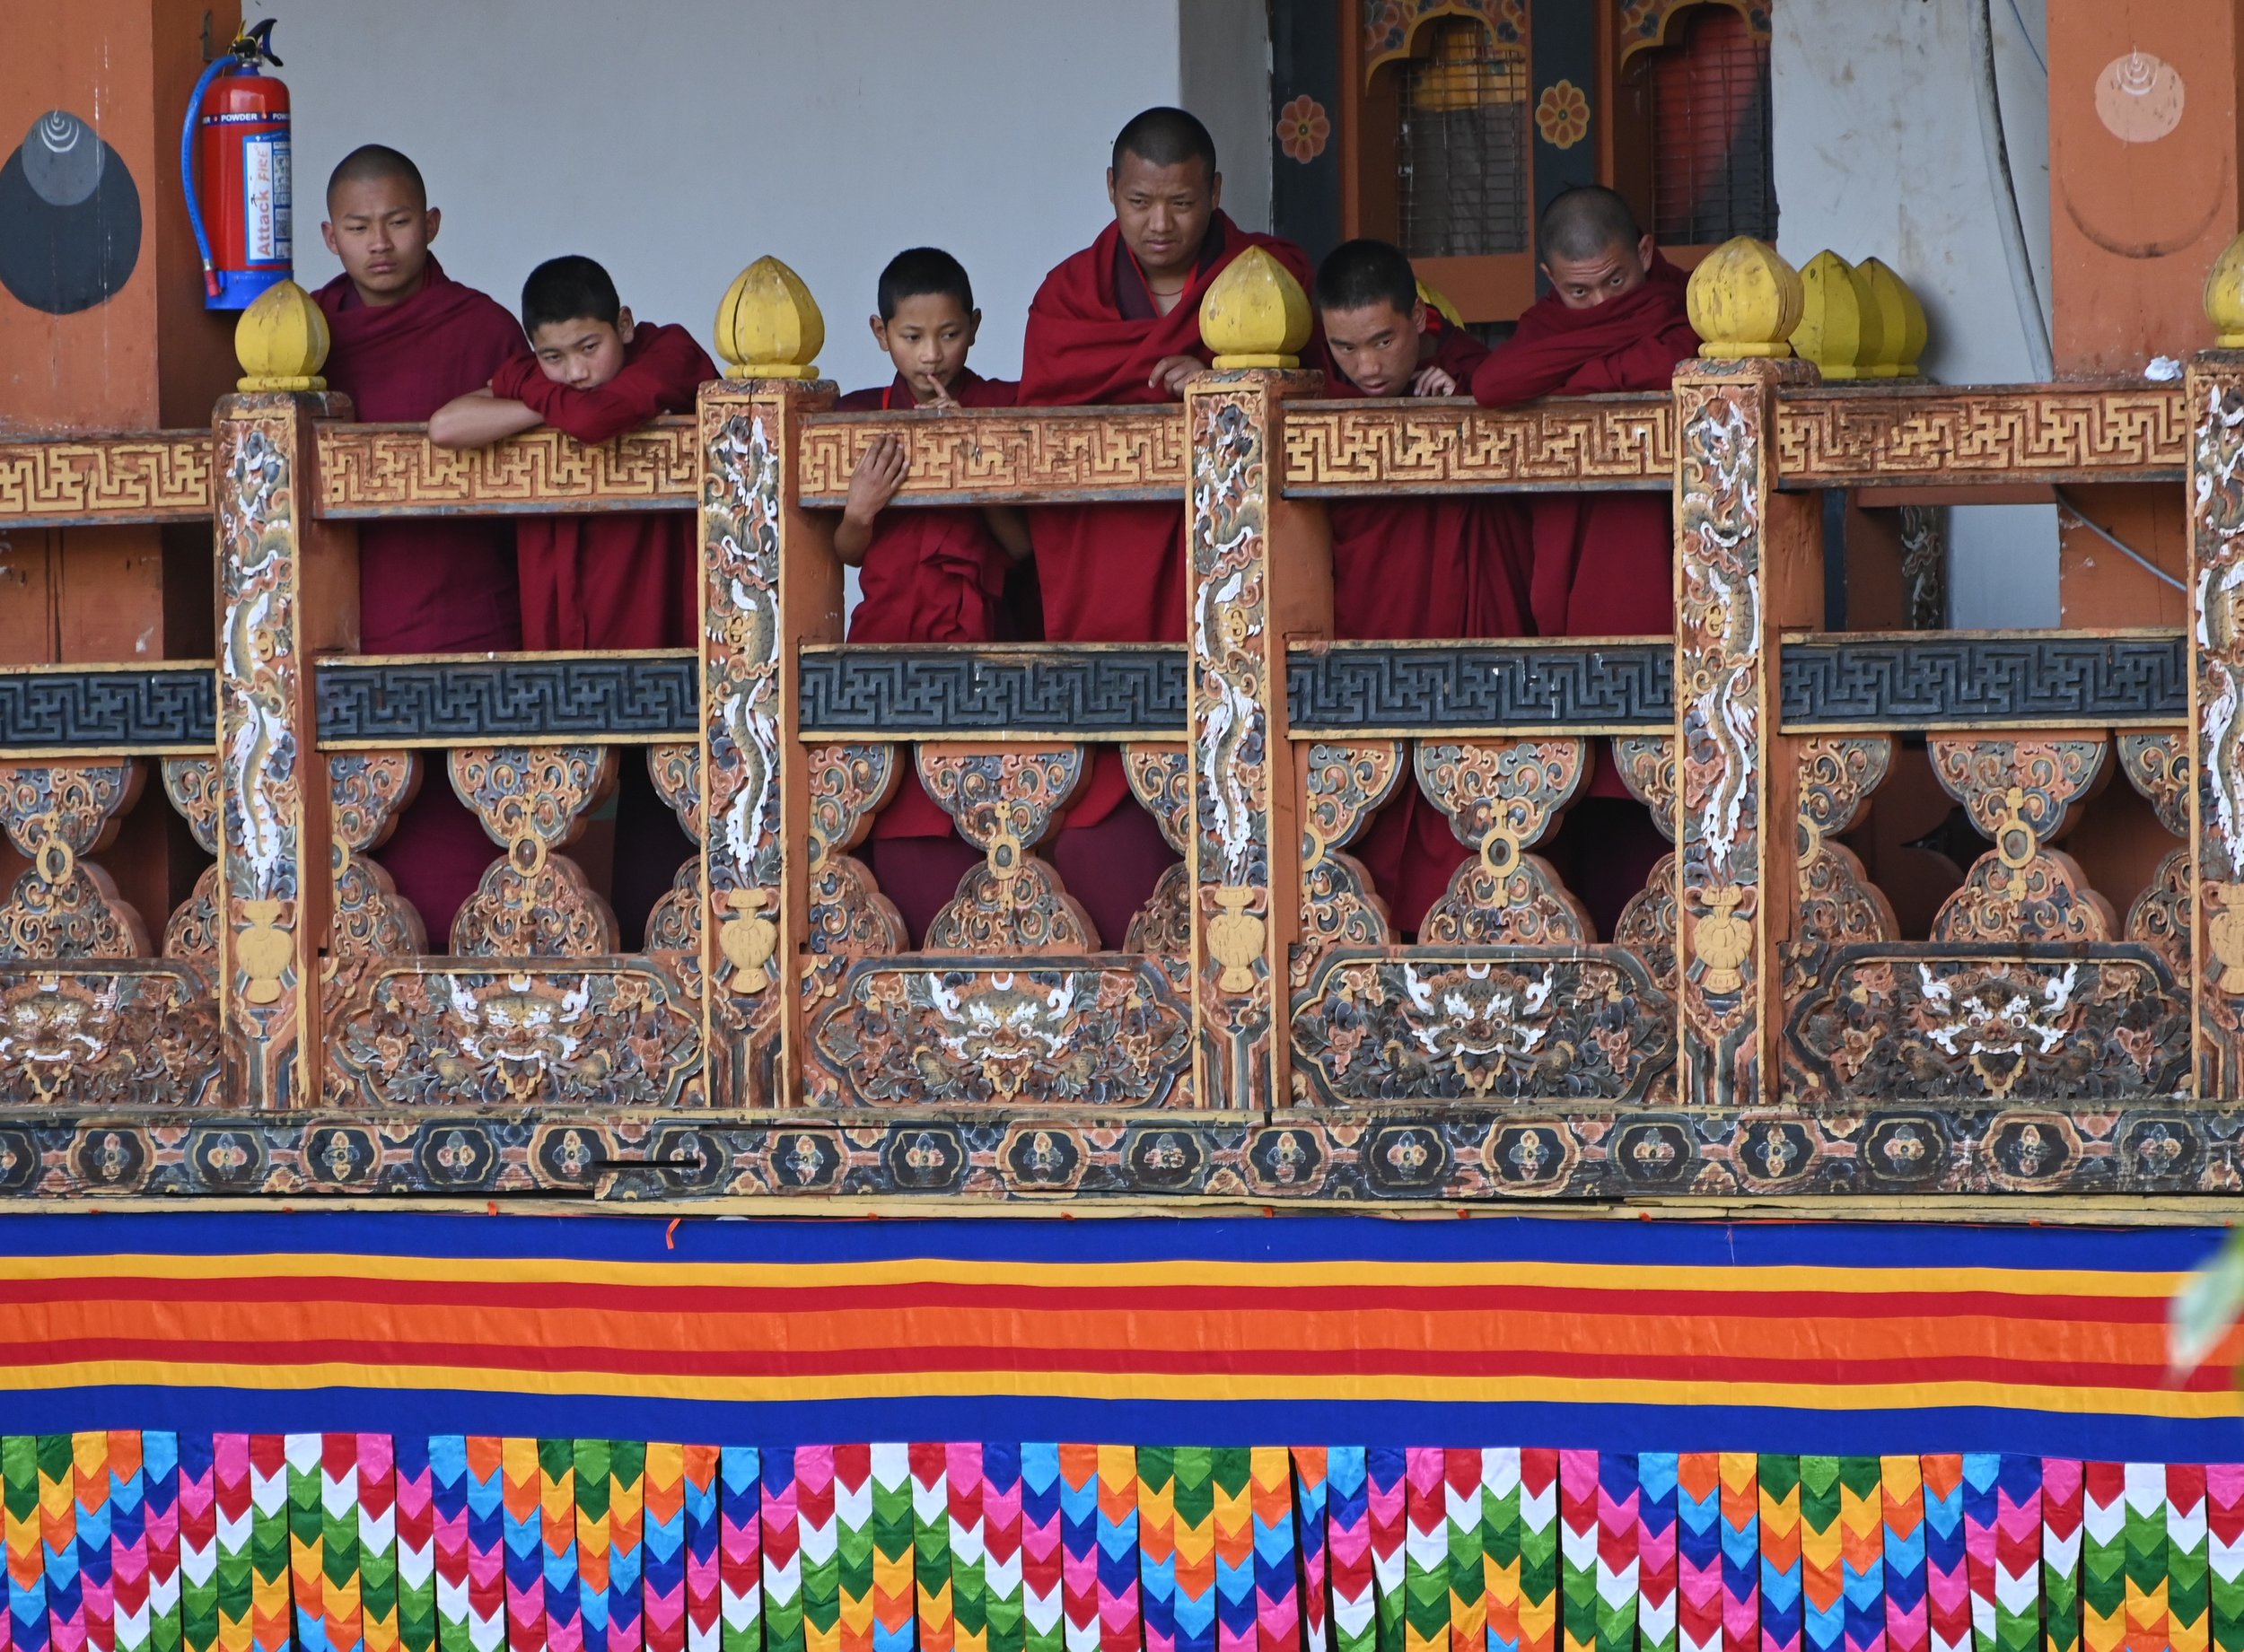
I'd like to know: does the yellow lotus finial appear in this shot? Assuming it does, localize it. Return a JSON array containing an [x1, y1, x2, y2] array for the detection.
[[233, 281, 329, 392], [1200, 247, 1312, 370], [714, 256, 825, 380], [1687, 238, 1804, 361]]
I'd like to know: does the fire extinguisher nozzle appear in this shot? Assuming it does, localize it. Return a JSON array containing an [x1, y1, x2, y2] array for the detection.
[[203, 264, 222, 300]]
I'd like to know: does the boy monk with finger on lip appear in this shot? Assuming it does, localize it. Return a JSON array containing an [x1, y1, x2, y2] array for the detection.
[[1018, 105, 1312, 948], [829, 247, 1029, 947], [1310, 238, 1534, 934], [429, 253, 717, 948], [314, 144, 531, 943], [1471, 184, 1700, 938]]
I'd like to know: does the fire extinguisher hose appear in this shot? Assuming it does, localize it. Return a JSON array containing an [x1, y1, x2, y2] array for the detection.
[[180, 50, 243, 300]]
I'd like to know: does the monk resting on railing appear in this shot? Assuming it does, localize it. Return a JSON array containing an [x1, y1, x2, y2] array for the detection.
[[1016, 105, 1312, 948], [314, 143, 530, 940], [426, 253, 714, 946], [1473, 184, 1701, 937], [1307, 238, 1533, 935]]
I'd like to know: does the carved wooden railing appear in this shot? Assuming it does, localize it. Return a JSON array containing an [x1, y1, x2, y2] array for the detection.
[[0, 243, 2229, 1202]]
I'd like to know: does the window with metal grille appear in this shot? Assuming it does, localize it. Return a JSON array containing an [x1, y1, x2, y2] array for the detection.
[[1642, 2, 1776, 244], [1397, 19, 1531, 258]]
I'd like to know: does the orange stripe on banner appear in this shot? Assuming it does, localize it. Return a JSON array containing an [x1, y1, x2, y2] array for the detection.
[[0, 1254, 2197, 1299], [0, 1356, 2235, 1420], [0, 1300, 2205, 1381]]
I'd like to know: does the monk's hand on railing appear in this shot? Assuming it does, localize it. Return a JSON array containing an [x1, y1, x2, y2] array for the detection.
[[1409, 363, 1459, 398], [1149, 354, 1202, 398], [835, 431, 911, 568]]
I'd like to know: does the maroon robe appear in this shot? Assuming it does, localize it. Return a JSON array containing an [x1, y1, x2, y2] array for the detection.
[[486, 320, 717, 948], [1468, 253, 1698, 638], [1470, 252, 1697, 921], [1018, 213, 1313, 948], [315, 257, 531, 942], [488, 321, 715, 651], [834, 369, 1021, 945], [1314, 316, 1536, 931]]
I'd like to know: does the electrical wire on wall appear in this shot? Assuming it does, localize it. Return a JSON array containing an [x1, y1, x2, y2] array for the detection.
[[1970, 0, 2054, 381], [2054, 489, 2185, 592]]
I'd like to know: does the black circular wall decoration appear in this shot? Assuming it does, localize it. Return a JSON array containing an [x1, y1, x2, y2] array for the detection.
[[0, 109, 143, 315]]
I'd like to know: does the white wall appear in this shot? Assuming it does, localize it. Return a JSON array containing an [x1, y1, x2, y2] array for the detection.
[[1772, 0, 2057, 627], [1181, 0, 1274, 239], [266, 0, 1275, 392]]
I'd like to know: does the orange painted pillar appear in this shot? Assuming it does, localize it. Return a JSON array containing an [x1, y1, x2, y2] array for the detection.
[[0, 0, 246, 923], [2047, 0, 2243, 909], [2049, 0, 2240, 630]]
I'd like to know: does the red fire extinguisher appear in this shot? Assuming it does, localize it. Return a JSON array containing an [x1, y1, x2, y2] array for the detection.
[[181, 19, 291, 310]]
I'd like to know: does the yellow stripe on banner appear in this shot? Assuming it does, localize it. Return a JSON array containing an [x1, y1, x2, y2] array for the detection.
[[0, 1253, 2196, 1299], [1, 1358, 2237, 1420]]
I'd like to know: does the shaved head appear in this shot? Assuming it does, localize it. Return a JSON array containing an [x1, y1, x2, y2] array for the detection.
[[327, 144, 426, 211], [1315, 239, 1419, 319], [1112, 106, 1217, 183], [1539, 187, 1643, 262]]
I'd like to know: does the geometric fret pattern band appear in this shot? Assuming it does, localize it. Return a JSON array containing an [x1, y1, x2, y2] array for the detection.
[[0, 637, 2190, 751], [0, 1438, 2224, 1652]]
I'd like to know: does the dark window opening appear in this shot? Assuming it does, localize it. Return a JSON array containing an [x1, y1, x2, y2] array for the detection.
[[1397, 19, 1531, 258], [1641, 2, 1776, 244]]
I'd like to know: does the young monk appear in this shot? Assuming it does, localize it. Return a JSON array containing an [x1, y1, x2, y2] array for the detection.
[[1017, 106, 1313, 948], [831, 248, 1029, 946], [314, 144, 531, 941], [429, 254, 716, 947], [1310, 239, 1534, 932], [1471, 186, 1700, 937]]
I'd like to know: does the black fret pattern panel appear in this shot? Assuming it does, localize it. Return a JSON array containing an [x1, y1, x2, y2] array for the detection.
[[1778, 634, 2187, 730], [317, 654, 699, 746], [0, 666, 216, 752], [1284, 642, 1676, 734], [798, 647, 1190, 739]]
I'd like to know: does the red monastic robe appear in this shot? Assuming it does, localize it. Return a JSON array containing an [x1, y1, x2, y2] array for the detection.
[[1468, 253, 1698, 638], [1469, 253, 1697, 921], [834, 369, 1021, 945], [486, 320, 717, 948], [488, 320, 716, 651], [1315, 316, 1537, 931], [1017, 213, 1313, 948], [315, 257, 531, 941]]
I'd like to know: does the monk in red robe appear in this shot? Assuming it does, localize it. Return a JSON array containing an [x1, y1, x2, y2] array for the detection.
[[430, 254, 716, 947], [315, 145, 530, 942], [1310, 239, 1534, 933], [1471, 186, 1700, 936], [829, 249, 1030, 945], [1017, 107, 1312, 948]]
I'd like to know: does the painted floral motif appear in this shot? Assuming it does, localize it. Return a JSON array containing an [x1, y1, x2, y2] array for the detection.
[[1275, 95, 1332, 164], [1534, 80, 1591, 149]]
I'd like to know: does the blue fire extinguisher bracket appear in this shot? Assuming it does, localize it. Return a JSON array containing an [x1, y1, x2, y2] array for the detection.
[[183, 19, 291, 311]]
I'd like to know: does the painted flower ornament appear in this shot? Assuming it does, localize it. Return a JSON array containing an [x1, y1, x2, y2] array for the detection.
[[1535, 79, 1591, 149], [1275, 94, 1331, 164]]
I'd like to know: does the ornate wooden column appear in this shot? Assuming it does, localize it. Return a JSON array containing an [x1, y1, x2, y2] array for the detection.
[[1183, 249, 1327, 1112], [2187, 235, 2244, 1097], [1671, 240, 1819, 1110], [697, 258, 841, 1108], [214, 284, 356, 1109]]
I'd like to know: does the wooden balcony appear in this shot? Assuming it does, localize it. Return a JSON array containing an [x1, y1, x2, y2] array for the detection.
[[0, 247, 2231, 1205]]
